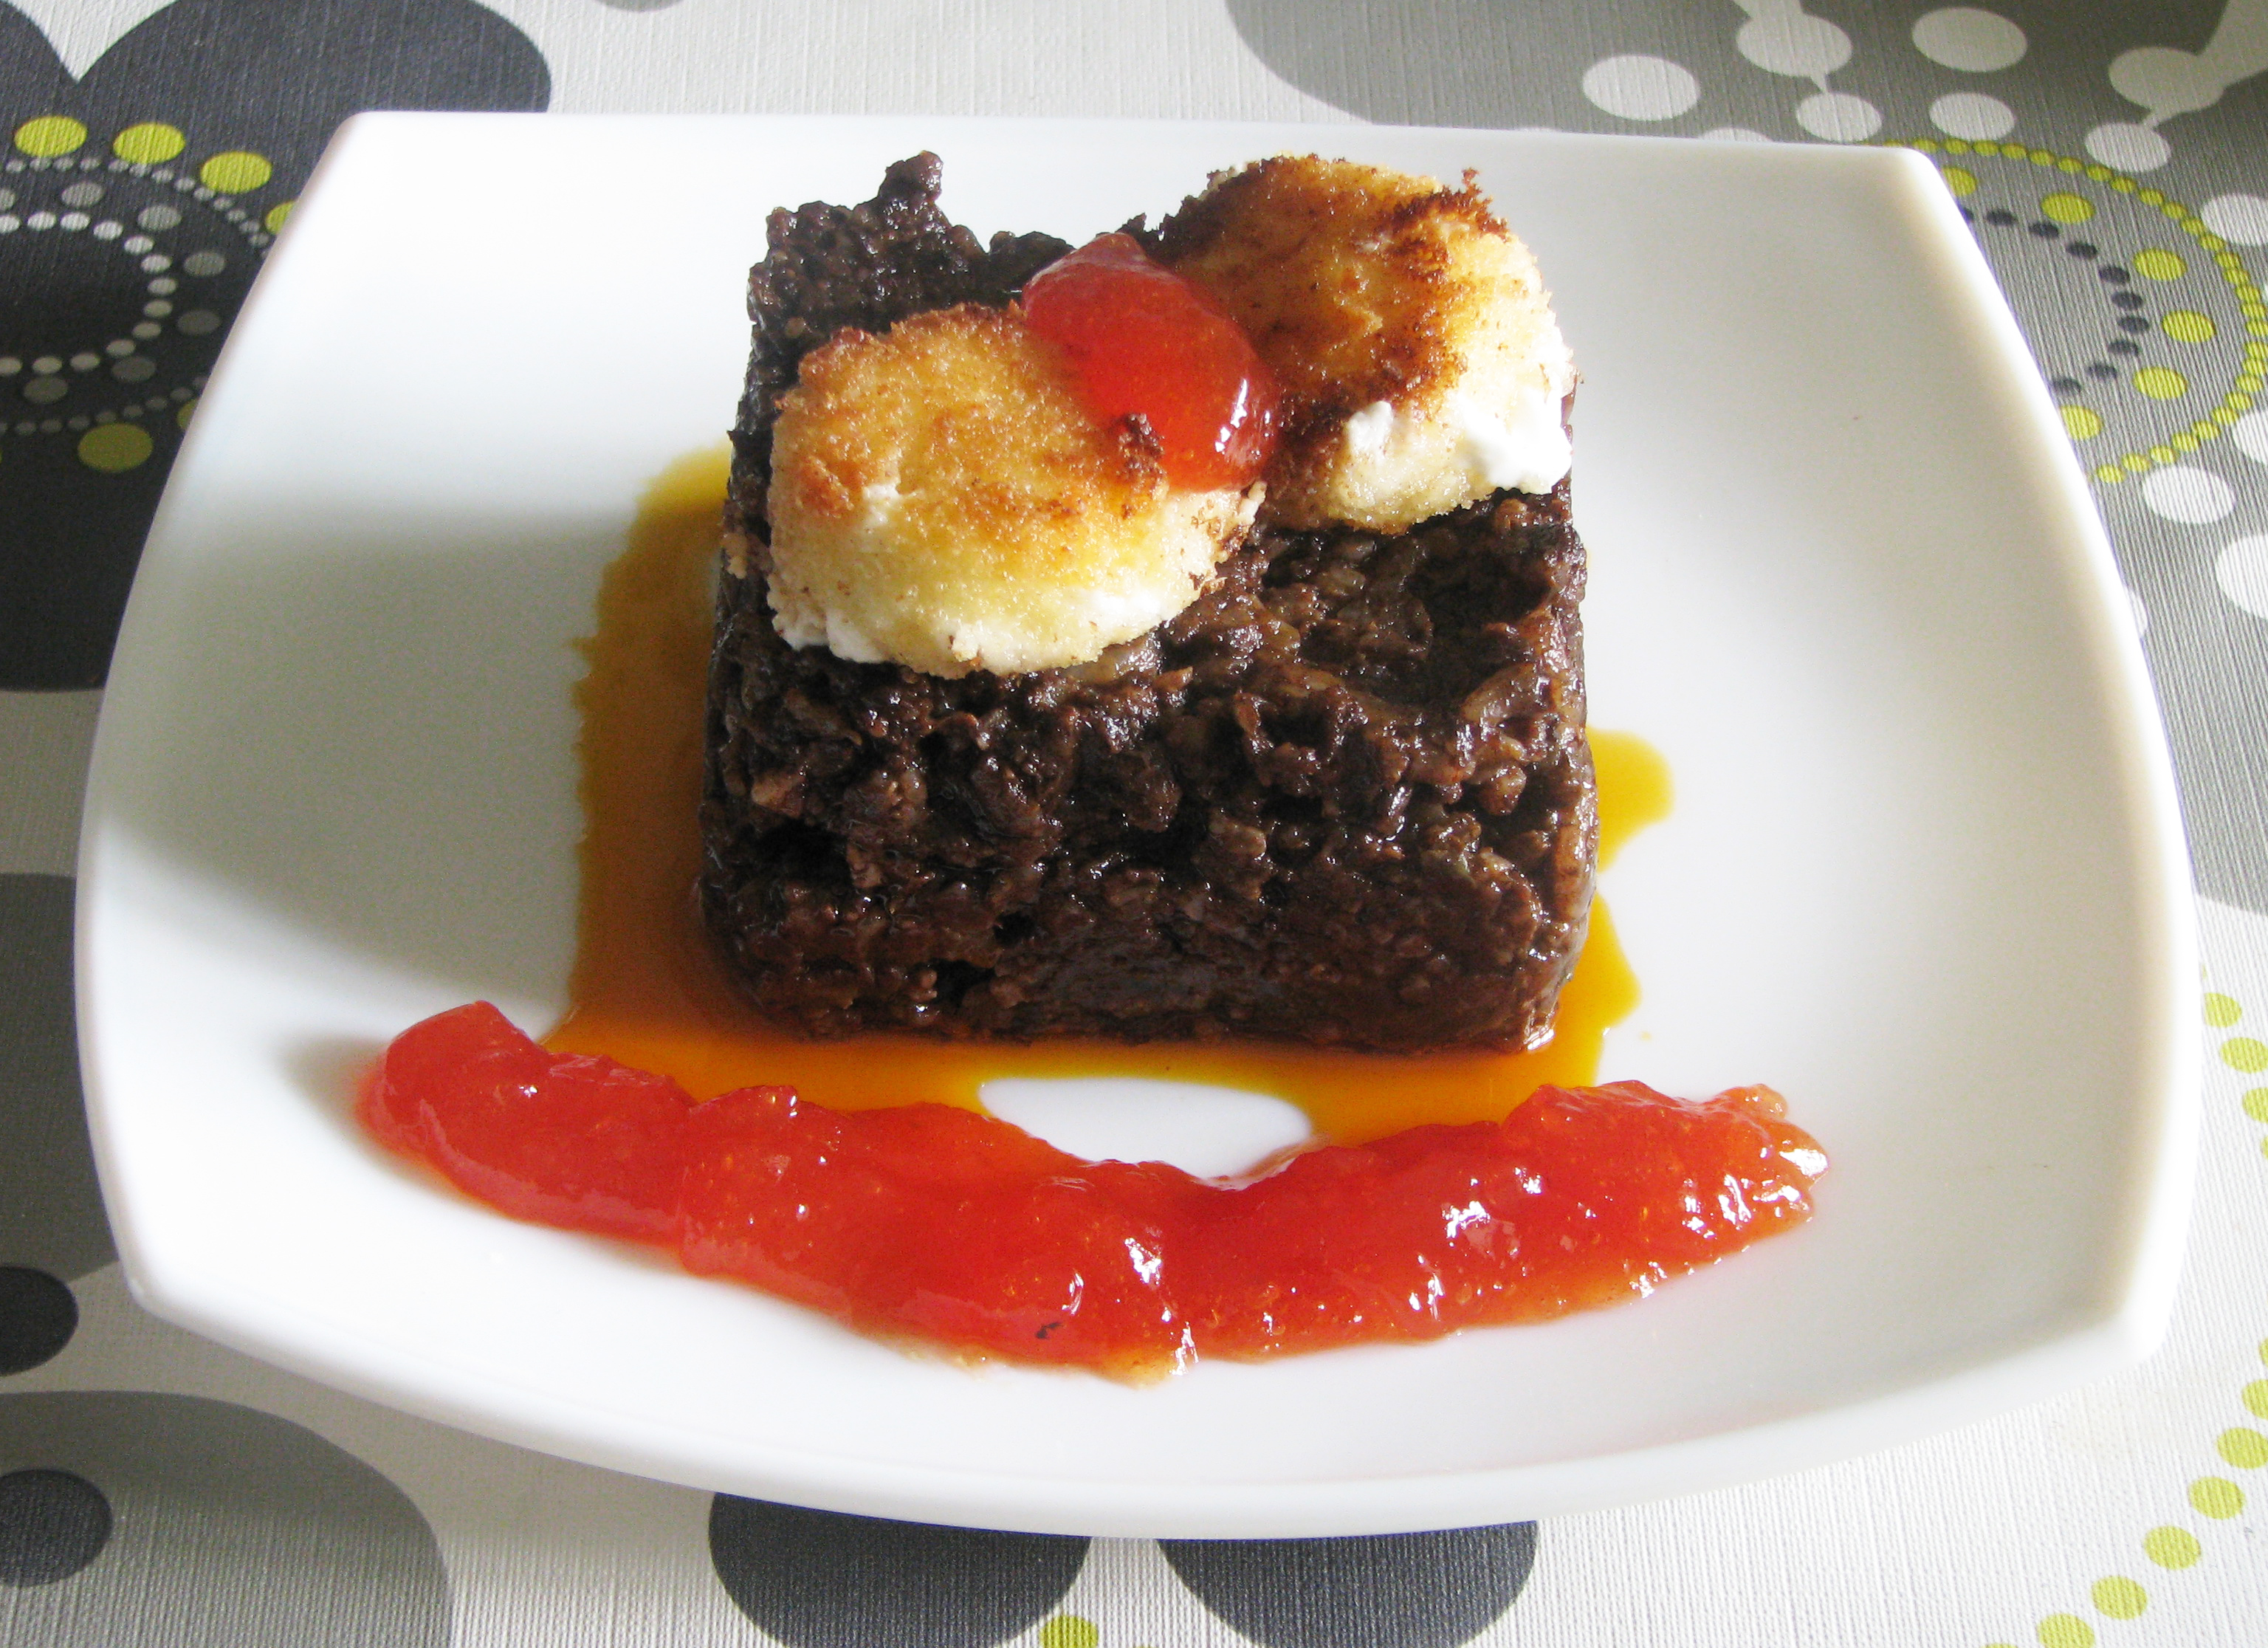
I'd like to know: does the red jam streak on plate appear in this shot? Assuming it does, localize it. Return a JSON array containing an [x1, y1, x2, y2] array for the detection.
[[362, 1001, 1825, 1378], [356, 452, 1818, 1378], [1022, 233, 1280, 490]]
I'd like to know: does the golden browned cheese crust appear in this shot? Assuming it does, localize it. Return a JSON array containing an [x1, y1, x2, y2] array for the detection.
[[768, 303, 1256, 677], [1156, 156, 1573, 533], [1158, 157, 1504, 419]]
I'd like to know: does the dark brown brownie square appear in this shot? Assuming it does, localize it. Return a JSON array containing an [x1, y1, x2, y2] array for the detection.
[[700, 156, 1595, 1051]]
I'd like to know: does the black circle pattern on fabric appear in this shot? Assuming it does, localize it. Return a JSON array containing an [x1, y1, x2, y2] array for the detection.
[[0, 0, 550, 689], [0, 1468, 111, 1587], [709, 1497, 1090, 1648], [0, 1268, 76, 1376], [1159, 1525, 1539, 1648]]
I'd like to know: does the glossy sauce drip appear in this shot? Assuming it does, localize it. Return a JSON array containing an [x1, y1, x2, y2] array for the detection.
[[1021, 233, 1280, 490], [544, 449, 1672, 1144]]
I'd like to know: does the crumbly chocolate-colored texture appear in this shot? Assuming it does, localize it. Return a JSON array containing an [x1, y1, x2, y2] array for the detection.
[[703, 155, 1595, 1050], [726, 153, 1071, 542]]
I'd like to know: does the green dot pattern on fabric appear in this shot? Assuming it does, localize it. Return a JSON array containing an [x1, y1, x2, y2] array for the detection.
[[2190, 1476, 2245, 1518], [2216, 1427, 2268, 1468], [14, 114, 86, 156], [2244, 1379, 2268, 1418], [2037, 1613, 2095, 1648], [2206, 992, 2241, 1026], [111, 120, 185, 162], [78, 423, 152, 473], [1923, 151, 2268, 488], [2142, 1525, 2201, 1568], [2091, 1576, 2147, 1619], [2221, 1037, 2268, 1073], [1040, 1617, 1101, 1648], [198, 149, 272, 192]]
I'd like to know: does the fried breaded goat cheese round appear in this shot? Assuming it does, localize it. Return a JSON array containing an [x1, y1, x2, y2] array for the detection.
[[1157, 156, 1575, 535], [764, 304, 1260, 679]]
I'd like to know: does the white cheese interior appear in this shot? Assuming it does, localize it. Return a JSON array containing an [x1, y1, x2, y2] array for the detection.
[[1341, 371, 1573, 510]]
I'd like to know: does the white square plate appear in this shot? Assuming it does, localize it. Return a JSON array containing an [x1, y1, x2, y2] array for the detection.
[[79, 114, 2197, 1537]]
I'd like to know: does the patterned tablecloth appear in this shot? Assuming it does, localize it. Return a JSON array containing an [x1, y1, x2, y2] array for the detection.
[[5, 1, 2268, 1644]]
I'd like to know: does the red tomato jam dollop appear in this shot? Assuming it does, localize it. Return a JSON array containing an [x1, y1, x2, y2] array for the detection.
[[362, 1003, 1827, 1379], [1022, 233, 1279, 491]]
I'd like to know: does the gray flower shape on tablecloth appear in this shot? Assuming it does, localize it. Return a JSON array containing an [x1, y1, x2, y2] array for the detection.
[[0, 0, 549, 690], [0, 1393, 448, 1645], [0, 882, 449, 1644], [0, 874, 103, 1378]]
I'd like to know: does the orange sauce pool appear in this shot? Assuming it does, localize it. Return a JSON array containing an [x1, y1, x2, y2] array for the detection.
[[544, 448, 1672, 1145]]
